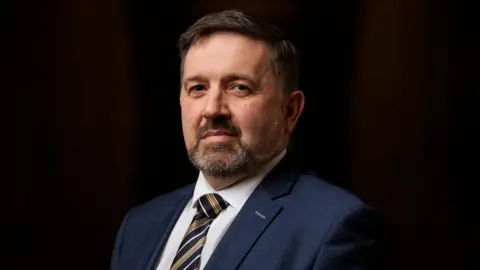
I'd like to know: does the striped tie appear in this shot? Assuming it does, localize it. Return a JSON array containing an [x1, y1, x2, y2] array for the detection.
[[170, 193, 228, 270]]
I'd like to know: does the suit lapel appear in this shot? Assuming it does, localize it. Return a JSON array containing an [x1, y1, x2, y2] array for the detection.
[[133, 186, 194, 270], [205, 155, 299, 270]]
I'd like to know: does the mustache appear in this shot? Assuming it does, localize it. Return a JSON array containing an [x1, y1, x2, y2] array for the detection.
[[197, 116, 241, 139]]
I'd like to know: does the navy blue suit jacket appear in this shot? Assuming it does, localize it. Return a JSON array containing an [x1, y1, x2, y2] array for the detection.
[[111, 157, 384, 269]]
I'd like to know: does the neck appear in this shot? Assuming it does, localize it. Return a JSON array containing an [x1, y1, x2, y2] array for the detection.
[[203, 173, 249, 191]]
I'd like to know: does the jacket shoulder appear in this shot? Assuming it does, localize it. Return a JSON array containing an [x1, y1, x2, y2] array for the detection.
[[127, 184, 194, 222], [285, 172, 370, 218]]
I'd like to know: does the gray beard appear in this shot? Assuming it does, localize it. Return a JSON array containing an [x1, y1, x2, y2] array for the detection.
[[187, 138, 279, 178]]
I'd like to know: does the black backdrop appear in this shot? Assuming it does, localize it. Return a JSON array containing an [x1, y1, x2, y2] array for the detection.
[[4, 0, 478, 269]]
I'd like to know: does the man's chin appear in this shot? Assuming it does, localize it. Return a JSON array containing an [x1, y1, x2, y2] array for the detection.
[[195, 154, 250, 177], [199, 151, 238, 162], [193, 148, 246, 166]]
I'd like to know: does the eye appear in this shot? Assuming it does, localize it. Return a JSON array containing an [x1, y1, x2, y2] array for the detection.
[[187, 84, 207, 96], [190, 84, 206, 92], [230, 84, 251, 93]]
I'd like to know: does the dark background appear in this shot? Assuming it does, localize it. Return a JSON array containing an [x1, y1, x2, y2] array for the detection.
[[4, 0, 478, 269]]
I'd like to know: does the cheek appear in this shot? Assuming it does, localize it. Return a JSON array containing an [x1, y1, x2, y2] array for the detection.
[[235, 102, 282, 140], [181, 100, 203, 137]]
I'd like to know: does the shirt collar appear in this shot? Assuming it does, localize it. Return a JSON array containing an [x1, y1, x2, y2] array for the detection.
[[190, 149, 287, 211]]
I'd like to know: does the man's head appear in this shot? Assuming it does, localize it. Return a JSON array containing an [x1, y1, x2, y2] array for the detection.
[[178, 10, 304, 178]]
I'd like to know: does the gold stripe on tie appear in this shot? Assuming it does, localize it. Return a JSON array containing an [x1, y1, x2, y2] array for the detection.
[[206, 194, 221, 215], [210, 194, 221, 215], [185, 217, 209, 235], [170, 236, 206, 270]]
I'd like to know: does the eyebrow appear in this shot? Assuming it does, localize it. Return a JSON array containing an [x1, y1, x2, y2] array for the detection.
[[182, 73, 260, 89], [182, 75, 203, 90]]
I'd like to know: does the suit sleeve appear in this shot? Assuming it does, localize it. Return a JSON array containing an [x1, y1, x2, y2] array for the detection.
[[110, 210, 131, 270], [312, 206, 389, 270]]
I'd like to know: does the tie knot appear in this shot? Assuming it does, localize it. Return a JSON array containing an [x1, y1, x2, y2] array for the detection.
[[196, 193, 228, 219]]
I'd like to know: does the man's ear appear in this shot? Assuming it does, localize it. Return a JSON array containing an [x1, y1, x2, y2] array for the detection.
[[284, 90, 305, 133]]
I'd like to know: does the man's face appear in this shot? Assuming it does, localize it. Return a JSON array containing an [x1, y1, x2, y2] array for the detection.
[[180, 32, 288, 177]]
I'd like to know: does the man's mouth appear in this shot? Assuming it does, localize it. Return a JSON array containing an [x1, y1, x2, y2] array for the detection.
[[201, 130, 236, 139]]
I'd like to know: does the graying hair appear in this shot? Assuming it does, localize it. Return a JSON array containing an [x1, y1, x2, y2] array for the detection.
[[177, 10, 300, 94]]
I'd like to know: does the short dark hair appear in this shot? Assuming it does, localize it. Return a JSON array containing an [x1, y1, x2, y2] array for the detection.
[[178, 10, 300, 94]]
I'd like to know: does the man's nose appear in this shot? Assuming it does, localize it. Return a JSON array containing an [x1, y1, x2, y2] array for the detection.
[[201, 89, 230, 119]]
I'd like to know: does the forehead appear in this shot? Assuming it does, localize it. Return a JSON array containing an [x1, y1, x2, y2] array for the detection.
[[183, 32, 271, 79]]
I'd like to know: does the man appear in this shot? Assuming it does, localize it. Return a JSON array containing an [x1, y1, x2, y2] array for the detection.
[[111, 10, 384, 270]]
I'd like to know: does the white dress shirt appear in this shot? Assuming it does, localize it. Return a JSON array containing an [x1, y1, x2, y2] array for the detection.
[[156, 149, 286, 270]]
